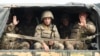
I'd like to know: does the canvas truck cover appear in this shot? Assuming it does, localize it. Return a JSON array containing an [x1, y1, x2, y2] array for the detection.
[[0, 4, 99, 35], [0, 3, 100, 40], [0, 3, 99, 34], [0, 7, 10, 38], [0, 3, 100, 48], [0, 3, 99, 35], [0, 3, 99, 56]]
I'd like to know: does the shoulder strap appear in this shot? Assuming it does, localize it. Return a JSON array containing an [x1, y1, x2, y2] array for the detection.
[[40, 24, 42, 38], [50, 24, 54, 39]]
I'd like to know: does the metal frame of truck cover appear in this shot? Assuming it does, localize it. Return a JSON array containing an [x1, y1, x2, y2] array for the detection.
[[0, 50, 99, 56], [0, 3, 100, 51]]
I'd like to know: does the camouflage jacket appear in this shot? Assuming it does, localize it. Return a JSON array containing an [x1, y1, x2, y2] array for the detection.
[[34, 24, 60, 42], [4, 23, 17, 33], [70, 20, 96, 40]]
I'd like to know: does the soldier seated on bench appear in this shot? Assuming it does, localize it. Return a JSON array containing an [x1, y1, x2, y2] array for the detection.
[[68, 11, 96, 50], [2, 15, 30, 49], [34, 10, 64, 51], [59, 14, 73, 50]]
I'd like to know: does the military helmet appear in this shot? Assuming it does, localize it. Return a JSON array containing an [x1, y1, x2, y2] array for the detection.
[[41, 10, 54, 20]]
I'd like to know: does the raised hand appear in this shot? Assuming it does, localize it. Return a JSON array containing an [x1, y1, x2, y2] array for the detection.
[[13, 15, 19, 26], [79, 13, 87, 27]]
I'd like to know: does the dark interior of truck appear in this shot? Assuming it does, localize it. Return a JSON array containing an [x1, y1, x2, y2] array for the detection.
[[7, 6, 99, 50]]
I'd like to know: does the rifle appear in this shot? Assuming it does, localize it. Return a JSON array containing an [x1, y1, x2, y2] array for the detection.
[[6, 33, 77, 42], [50, 24, 54, 39], [80, 33, 100, 41], [6, 33, 99, 42]]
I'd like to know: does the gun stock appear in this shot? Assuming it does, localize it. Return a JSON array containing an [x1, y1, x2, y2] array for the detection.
[[6, 33, 98, 42], [6, 33, 77, 41]]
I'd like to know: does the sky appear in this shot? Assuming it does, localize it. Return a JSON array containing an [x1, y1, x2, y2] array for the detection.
[[0, 0, 100, 4]]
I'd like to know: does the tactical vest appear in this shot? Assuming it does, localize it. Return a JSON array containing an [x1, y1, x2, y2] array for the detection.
[[39, 24, 55, 39]]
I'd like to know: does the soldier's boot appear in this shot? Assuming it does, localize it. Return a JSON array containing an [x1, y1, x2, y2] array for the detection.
[[19, 41, 30, 49]]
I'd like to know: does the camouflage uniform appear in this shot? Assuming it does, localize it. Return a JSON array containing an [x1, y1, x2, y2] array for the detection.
[[1, 23, 30, 49], [65, 20, 96, 50], [34, 24, 64, 50], [59, 14, 73, 49], [59, 24, 73, 49], [17, 24, 36, 48], [34, 10, 64, 50]]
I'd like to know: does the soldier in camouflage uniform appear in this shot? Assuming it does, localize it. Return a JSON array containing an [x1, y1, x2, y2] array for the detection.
[[1, 15, 30, 49], [34, 10, 64, 51], [17, 9, 37, 36], [59, 14, 73, 49], [59, 14, 72, 39], [65, 12, 96, 50]]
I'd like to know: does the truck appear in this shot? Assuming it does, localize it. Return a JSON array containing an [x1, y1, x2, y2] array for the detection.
[[0, 3, 100, 56]]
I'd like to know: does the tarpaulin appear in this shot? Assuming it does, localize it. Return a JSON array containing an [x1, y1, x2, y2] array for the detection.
[[0, 8, 10, 38]]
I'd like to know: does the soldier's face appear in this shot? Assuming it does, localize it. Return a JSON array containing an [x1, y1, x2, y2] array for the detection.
[[43, 17, 51, 25], [27, 15, 33, 19], [62, 19, 69, 26]]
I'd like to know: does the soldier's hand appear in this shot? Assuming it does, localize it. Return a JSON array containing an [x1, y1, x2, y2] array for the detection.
[[43, 44, 49, 52], [13, 15, 19, 25], [79, 22, 86, 27], [79, 13, 87, 27]]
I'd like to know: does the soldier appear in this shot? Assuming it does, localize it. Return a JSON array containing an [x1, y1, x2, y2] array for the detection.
[[2, 15, 30, 49], [65, 12, 96, 50], [18, 9, 37, 36], [17, 9, 37, 49], [59, 14, 73, 49], [34, 10, 64, 51], [59, 14, 72, 39]]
